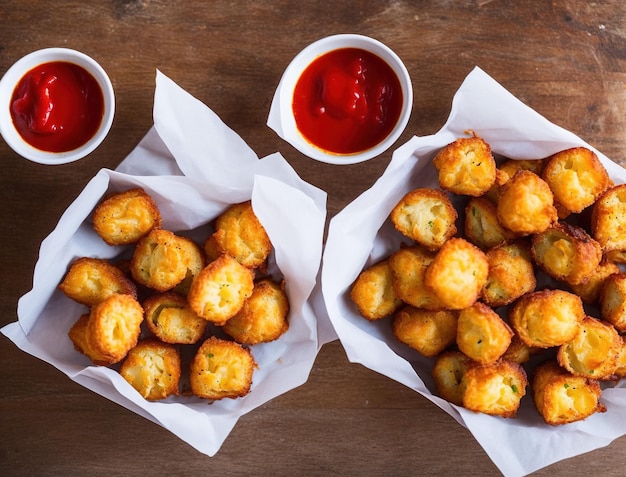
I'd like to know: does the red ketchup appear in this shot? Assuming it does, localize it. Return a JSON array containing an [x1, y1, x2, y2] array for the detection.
[[10, 61, 104, 153], [292, 48, 403, 156]]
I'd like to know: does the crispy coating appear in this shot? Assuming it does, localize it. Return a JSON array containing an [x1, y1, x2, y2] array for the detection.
[[119, 339, 181, 401], [59, 257, 137, 307], [187, 254, 255, 325], [592, 184, 626, 253], [497, 170, 557, 235], [613, 337, 626, 378], [392, 306, 458, 358], [500, 158, 545, 179], [502, 335, 539, 365], [456, 302, 513, 365], [222, 278, 290, 345], [390, 188, 457, 251], [388, 246, 446, 310], [606, 249, 626, 264], [433, 136, 497, 197], [85, 294, 144, 365], [542, 147, 609, 216], [509, 289, 584, 348], [350, 259, 403, 320], [483, 168, 510, 203], [205, 201, 272, 269], [599, 272, 626, 332], [570, 258, 620, 305], [486, 159, 545, 204], [92, 188, 162, 246], [462, 359, 527, 418], [203, 234, 221, 262], [481, 241, 536, 307], [130, 228, 205, 293], [532, 360, 605, 425], [424, 238, 489, 310], [143, 292, 208, 344], [557, 316, 621, 380], [431, 350, 472, 406], [464, 197, 514, 250], [531, 221, 602, 286], [172, 239, 206, 296], [68, 314, 110, 365], [190, 336, 257, 400]]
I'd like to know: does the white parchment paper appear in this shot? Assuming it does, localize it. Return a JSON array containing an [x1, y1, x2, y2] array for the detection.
[[1, 70, 331, 457], [321, 66, 626, 477]]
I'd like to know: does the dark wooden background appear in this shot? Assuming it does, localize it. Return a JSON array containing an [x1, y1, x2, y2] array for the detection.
[[2, 1, 626, 475]]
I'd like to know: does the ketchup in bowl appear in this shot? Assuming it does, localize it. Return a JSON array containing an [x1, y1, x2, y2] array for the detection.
[[10, 61, 104, 153], [292, 47, 403, 156]]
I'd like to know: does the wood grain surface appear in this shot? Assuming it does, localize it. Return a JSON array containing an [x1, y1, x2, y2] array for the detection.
[[2, 1, 626, 476]]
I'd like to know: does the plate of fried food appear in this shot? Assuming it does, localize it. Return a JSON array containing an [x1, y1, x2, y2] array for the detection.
[[2, 70, 329, 457], [322, 66, 626, 477]]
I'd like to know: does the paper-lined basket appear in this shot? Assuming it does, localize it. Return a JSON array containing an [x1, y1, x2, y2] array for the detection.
[[1, 70, 331, 457], [322, 66, 626, 477]]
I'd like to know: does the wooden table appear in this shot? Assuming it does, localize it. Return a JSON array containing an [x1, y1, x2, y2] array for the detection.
[[2, 1, 626, 475]]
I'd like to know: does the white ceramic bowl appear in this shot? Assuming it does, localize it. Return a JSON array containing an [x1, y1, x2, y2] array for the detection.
[[0, 48, 115, 165], [278, 34, 412, 165]]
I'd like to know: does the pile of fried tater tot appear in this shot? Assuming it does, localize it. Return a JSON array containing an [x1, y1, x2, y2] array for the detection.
[[351, 134, 626, 425], [60, 188, 289, 402]]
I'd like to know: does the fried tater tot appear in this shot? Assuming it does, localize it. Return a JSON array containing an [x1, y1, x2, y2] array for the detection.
[[599, 272, 626, 332], [143, 292, 207, 344], [85, 294, 144, 365], [433, 135, 497, 197], [497, 170, 557, 235], [509, 289, 584, 348], [350, 259, 403, 320], [68, 314, 110, 365], [499, 158, 545, 179], [462, 359, 527, 418], [456, 302, 513, 365], [557, 316, 621, 380], [120, 339, 181, 401], [481, 240, 536, 307], [205, 201, 272, 269], [389, 246, 446, 310], [130, 228, 205, 293], [190, 336, 257, 400], [532, 360, 605, 425], [542, 147, 610, 217], [424, 238, 489, 310], [464, 197, 514, 250], [392, 306, 458, 358], [390, 188, 457, 251], [531, 221, 602, 286], [188, 254, 255, 325], [59, 257, 137, 307], [92, 188, 162, 246], [222, 278, 290, 345], [569, 258, 620, 305], [202, 234, 221, 263], [431, 350, 472, 406], [483, 168, 509, 203], [484, 158, 545, 204], [592, 184, 626, 254], [502, 334, 539, 365]]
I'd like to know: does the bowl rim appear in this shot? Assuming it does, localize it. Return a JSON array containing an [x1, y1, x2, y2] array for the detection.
[[278, 34, 413, 165], [0, 47, 115, 165]]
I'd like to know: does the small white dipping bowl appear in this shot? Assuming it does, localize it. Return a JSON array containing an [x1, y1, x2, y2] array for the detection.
[[277, 34, 412, 165], [0, 48, 115, 165]]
